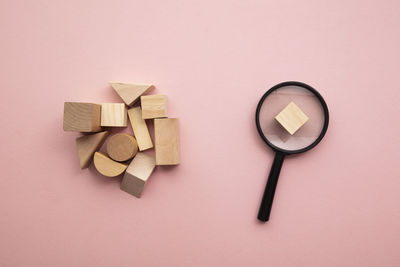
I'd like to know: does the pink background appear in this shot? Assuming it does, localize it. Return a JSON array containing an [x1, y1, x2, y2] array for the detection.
[[1, 0, 399, 266]]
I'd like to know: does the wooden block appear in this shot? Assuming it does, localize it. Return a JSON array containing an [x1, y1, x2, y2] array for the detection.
[[127, 107, 153, 151], [141, 95, 167, 119], [110, 82, 154, 106], [106, 133, 138, 162], [154, 118, 180, 165], [121, 153, 156, 198], [101, 103, 127, 127], [93, 152, 127, 177], [63, 102, 101, 132], [76, 131, 109, 169], [275, 101, 309, 135]]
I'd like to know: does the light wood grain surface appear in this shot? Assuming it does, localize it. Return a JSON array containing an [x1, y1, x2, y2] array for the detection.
[[141, 94, 167, 119], [275, 101, 309, 135], [127, 107, 153, 151], [154, 118, 180, 165], [101, 103, 128, 127]]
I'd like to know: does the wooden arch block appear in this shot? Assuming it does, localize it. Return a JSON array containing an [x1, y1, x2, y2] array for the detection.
[[93, 152, 127, 177], [76, 131, 109, 169], [63, 102, 101, 132], [154, 118, 180, 165], [110, 82, 154, 106], [121, 153, 156, 198], [127, 107, 153, 151]]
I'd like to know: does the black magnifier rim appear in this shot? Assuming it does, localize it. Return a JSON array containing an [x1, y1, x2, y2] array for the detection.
[[255, 81, 329, 155]]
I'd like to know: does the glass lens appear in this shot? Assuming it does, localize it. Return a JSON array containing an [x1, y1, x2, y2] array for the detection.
[[258, 85, 326, 151]]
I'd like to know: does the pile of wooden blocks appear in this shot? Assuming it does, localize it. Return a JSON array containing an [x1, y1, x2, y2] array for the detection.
[[63, 82, 180, 198]]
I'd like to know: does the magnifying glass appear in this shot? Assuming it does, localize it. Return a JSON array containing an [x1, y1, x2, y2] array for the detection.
[[255, 81, 329, 222]]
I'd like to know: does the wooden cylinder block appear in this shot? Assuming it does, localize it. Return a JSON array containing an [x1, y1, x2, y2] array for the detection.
[[93, 152, 127, 177], [107, 133, 138, 162]]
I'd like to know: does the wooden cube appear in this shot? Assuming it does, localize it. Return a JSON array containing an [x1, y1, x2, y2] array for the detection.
[[141, 95, 167, 119], [63, 102, 101, 132], [275, 102, 309, 135], [101, 103, 127, 127], [110, 82, 154, 106], [120, 153, 156, 198], [127, 107, 153, 151], [154, 118, 180, 165]]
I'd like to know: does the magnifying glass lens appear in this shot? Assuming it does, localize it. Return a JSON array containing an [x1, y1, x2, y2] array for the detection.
[[258, 85, 326, 151]]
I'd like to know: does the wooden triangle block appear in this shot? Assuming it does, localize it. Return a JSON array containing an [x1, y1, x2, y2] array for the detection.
[[110, 82, 154, 106], [76, 131, 109, 169]]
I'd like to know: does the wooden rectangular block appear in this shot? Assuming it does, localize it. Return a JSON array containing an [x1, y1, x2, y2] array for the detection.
[[128, 107, 153, 151], [63, 102, 101, 132], [101, 103, 128, 127], [275, 101, 309, 135], [141, 94, 167, 119], [154, 118, 180, 165], [120, 153, 156, 198]]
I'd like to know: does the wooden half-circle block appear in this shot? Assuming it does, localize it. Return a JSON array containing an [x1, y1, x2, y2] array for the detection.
[[93, 152, 127, 177], [110, 82, 154, 106], [76, 131, 109, 169], [107, 133, 138, 162]]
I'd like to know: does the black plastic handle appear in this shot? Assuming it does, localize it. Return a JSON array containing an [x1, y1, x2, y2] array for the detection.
[[257, 152, 285, 222]]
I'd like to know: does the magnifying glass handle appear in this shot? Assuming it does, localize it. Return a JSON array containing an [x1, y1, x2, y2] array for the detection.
[[258, 152, 285, 222]]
